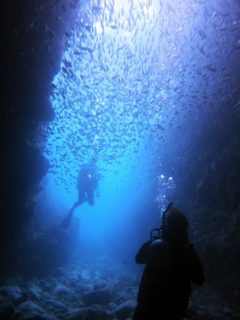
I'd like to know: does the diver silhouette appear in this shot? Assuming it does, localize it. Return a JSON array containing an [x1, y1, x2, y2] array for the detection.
[[133, 204, 205, 320], [61, 160, 100, 229]]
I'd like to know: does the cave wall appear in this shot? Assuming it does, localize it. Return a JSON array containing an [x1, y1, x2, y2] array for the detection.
[[1, 0, 75, 274], [175, 106, 240, 307]]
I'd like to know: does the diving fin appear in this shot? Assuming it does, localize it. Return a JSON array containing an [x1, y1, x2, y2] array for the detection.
[[61, 210, 74, 229]]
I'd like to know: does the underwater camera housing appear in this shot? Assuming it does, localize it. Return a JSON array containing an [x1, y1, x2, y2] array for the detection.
[[150, 228, 161, 240], [150, 202, 174, 240]]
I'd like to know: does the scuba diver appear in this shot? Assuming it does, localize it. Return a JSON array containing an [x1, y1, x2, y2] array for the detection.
[[133, 203, 205, 320], [61, 160, 100, 229]]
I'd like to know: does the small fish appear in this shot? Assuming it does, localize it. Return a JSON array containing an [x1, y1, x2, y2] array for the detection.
[[205, 64, 217, 72], [233, 40, 240, 49], [56, 16, 63, 23], [92, 6, 102, 14], [199, 45, 206, 55], [74, 50, 81, 55], [65, 32, 72, 37], [194, 27, 207, 39], [63, 58, 72, 68], [80, 46, 93, 53]]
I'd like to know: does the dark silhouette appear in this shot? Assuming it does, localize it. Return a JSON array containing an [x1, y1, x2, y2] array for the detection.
[[61, 160, 100, 229], [133, 205, 204, 320]]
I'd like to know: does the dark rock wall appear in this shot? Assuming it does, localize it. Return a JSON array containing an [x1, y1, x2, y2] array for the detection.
[[1, 0, 74, 274], [175, 107, 240, 308]]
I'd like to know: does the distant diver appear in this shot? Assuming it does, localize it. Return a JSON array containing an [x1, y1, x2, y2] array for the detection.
[[133, 203, 205, 320], [61, 159, 100, 229]]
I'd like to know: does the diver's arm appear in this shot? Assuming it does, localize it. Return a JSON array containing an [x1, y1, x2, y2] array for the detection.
[[135, 240, 153, 264]]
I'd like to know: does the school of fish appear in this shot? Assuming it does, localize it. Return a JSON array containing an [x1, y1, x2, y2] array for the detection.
[[43, 0, 240, 189]]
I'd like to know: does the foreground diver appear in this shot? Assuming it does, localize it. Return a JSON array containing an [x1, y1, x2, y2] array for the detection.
[[133, 204, 204, 320], [61, 160, 100, 229]]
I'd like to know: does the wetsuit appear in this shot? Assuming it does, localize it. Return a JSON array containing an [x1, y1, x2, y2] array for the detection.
[[133, 239, 204, 320]]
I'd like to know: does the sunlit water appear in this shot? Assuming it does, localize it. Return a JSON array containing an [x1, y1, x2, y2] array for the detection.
[[1, 1, 239, 319], [35, 0, 240, 263]]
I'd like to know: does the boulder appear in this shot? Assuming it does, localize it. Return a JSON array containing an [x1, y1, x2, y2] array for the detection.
[[49, 299, 69, 313], [68, 308, 85, 320], [18, 312, 58, 320], [53, 284, 74, 297], [0, 302, 15, 320], [65, 275, 80, 287], [114, 300, 136, 320], [18, 300, 45, 314], [82, 289, 111, 306], [222, 306, 235, 316], [27, 284, 42, 301], [80, 270, 91, 281], [0, 286, 23, 303], [75, 283, 92, 294], [93, 282, 107, 291], [0, 294, 10, 304], [68, 307, 111, 320], [84, 307, 110, 320]]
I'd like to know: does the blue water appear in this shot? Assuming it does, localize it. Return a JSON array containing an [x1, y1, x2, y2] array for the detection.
[[33, 0, 240, 264], [1, 1, 240, 319]]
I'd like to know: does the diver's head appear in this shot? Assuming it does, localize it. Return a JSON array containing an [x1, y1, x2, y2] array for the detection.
[[161, 206, 189, 245]]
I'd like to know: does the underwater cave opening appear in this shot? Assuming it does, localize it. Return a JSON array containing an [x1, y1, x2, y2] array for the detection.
[[2, 0, 240, 318], [27, 0, 240, 287]]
